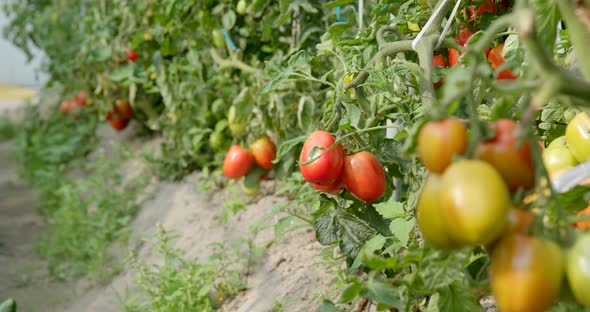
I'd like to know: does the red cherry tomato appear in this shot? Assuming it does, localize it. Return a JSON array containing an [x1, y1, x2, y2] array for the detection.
[[74, 91, 87, 106], [418, 118, 468, 174], [448, 29, 473, 67], [223, 145, 254, 179], [476, 119, 535, 191], [250, 137, 277, 170], [125, 50, 138, 62], [432, 54, 447, 88], [110, 117, 129, 131], [299, 130, 344, 185], [115, 99, 134, 120], [487, 44, 517, 80], [342, 151, 386, 202]]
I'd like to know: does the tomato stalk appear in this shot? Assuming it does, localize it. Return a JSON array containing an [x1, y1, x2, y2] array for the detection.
[[209, 48, 262, 74]]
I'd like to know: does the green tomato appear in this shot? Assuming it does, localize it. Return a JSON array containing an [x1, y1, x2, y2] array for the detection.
[[566, 234, 590, 307], [543, 146, 578, 175], [566, 112, 590, 163], [212, 29, 225, 49], [209, 130, 226, 151], [546, 135, 567, 151], [236, 0, 247, 15], [227, 106, 247, 136]]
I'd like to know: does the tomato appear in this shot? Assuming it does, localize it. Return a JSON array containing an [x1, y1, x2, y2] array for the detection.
[[417, 174, 461, 249], [60, 100, 74, 115], [566, 233, 590, 306], [312, 178, 344, 194], [212, 29, 226, 49], [222, 145, 254, 179], [565, 112, 590, 163], [299, 130, 344, 185], [109, 117, 129, 131], [227, 106, 247, 136], [432, 54, 447, 88], [543, 146, 578, 175], [236, 0, 247, 15], [125, 50, 138, 62], [575, 206, 590, 231], [418, 118, 468, 174], [74, 91, 87, 106], [448, 29, 473, 67], [440, 160, 510, 245], [476, 119, 535, 191], [485, 207, 535, 253], [491, 234, 563, 312], [546, 135, 567, 151], [487, 44, 518, 80], [341, 151, 385, 202], [115, 99, 134, 120], [250, 137, 277, 170]]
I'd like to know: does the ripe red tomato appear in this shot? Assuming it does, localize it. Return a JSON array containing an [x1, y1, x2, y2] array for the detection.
[[432, 54, 447, 88], [566, 234, 590, 307], [110, 117, 129, 131], [440, 160, 510, 245], [115, 99, 134, 120], [566, 112, 590, 163], [491, 234, 564, 312], [417, 174, 462, 249], [448, 29, 473, 67], [125, 50, 138, 62], [60, 100, 74, 115], [418, 118, 468, 174], [312, 178, 344, 194], [476, 119, 535, 191], [341, 151, 385, 202], [223, 145, 254, 179], [299, 130, 344, 185], [74, 91, 87, 106], [487, 44, 517, 80], [250, 137, 277, 170]]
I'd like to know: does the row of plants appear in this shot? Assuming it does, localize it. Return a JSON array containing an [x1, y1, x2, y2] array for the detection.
[[4, 0, 590, 310]]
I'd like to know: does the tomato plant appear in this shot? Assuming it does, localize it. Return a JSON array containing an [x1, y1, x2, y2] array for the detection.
[[299, 130, 344, 186], [418, 117, 468, 173], [341, 151, 385, 202], [222, 145, 254, 179]]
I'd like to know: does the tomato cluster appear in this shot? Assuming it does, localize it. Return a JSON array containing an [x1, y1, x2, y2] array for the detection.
[[106, 99, 134, 131], [298, 130, 386, 203], [60, 90, 89, 118], [222, 137, 277, 194]]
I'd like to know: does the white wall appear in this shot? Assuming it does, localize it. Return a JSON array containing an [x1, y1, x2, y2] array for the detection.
[[0, 0, 48, 86]]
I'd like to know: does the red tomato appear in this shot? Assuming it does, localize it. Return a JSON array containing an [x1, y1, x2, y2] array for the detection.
[[60, 101, 74, 115], [115, 99, 134, 120], [223, 145, 254, 179], [476, 119, 535, 191], [250, 137, 277, 170], [341, 151, 386, 202], [74, 91, 87, 106], [299, 130, 344, 185], [432, 54, 447, 88], [110, 117, 129, 131], [448, 29, 473, 67], [312, 178, 344, 194], [418, 118, 468, 174], [576, 206, 590, 231], [125, 50, 138, 62], [487, 44, 517, 80], [491, 234, 564, 312]]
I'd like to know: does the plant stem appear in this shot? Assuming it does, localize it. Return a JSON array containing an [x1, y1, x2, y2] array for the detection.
[[209, 48, 261, 74]]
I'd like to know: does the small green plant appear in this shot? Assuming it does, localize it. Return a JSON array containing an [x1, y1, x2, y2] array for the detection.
[[122, 225, 247, 312], [0, 117, 16, 142]]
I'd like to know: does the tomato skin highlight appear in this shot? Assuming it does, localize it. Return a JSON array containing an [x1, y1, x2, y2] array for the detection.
[[341, 151, 386, 202], [250, 137, 277, 170], [566, 234, 590, 307], [299, 130, 344, 185], [417, 174, 461, 249], [432, 54, 447, 88], [418, 118, 468, 174], [491, 234, 564, 312], [476, 119, 535, 191], [487, 44, 518, 80], [440, 160, 510, 245], [223, 145, 254, 179], [565, 112, 590, 163]]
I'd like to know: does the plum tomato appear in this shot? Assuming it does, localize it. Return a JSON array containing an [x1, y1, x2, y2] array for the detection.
[[223, 145, 254, 179], [341, 151, 386, 202], [418, 117, 468, 174], [250, 137, 277, 170], [299, 130, 344, 185]]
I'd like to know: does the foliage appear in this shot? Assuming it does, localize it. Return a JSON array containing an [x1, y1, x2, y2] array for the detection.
[[0, 117, 16, 142]]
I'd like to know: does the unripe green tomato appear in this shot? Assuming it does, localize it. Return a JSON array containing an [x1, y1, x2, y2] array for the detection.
[[546, 136, 567, 151], [543, 146, 578, 175], [566, 234, 590, 307], [212, 29, 225, 48], [227, 106, 247, 136], [236, 0, 247, 15], [566, 112, 590, 163]]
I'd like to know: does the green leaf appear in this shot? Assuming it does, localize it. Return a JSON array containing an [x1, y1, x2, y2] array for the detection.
[[532, 0, 561, 53], [314, 205, 339, 245], [336, 209, 378, 258], [359, 247, 399, 270], [0, 299, 16, 312], [437, 282, 484, 312], [324, 0, 356, 9], [374, 201, 405, 219], [389, 217, 415, 247], [222, 10, 237, 30], [274, 215, 297, 237], [339, 282, 362, 303], [109, 65, 133, 82], [272, 134, 307, 164], [316, 299, 342, 312], [360, 274, 404, 310]]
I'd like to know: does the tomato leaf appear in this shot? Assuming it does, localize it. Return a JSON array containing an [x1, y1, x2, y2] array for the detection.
[[359, 273, 405, 310], [338, 282, 362, 303], [314, 204, 339, 245], [531, 0, 561, 53], [272, 134, 307, 164], [374, 201, 405, 219], [316, 299, 343, 312], [389, 217, 415, 247], [336, 209, 378, 258], [437, 282, 483, 312]]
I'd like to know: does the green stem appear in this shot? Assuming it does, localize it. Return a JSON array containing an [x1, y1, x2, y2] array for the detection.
[[556, 0, 590, 80], [209, 48, 261, 74]]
